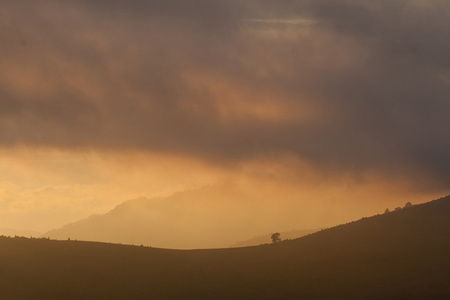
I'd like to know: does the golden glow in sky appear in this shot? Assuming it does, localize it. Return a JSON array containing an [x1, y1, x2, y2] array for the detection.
[[0, 1, 449, 247]]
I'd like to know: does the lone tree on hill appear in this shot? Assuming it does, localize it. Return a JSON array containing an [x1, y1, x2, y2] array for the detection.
[[404, 202, 413, 208], [271, 232, 281, 243]]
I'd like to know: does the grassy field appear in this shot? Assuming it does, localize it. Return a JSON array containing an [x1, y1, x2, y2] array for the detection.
[[1, 195, 449, 299]]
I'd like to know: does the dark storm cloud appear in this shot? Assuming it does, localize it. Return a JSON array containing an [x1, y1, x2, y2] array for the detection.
[[0, 0, 449, 186]]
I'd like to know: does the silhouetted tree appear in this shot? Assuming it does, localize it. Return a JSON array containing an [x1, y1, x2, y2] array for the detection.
[[384, 208, 390, 214], [271, 233, 281, 243], [404, 202, 413, 208], [394, 207, 402, 211]]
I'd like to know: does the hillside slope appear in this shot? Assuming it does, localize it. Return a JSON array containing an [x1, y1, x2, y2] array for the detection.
[[229, 228, 319, 247], [2, 195, 450, 299]]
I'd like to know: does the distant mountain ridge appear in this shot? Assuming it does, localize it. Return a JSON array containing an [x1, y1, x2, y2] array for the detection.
[[2, 195, 450, 299], [42, 185, 441, 249], [43, 187, 306, 249]]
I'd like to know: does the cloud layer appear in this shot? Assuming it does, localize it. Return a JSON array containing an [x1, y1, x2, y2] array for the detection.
[[1, 0, 449, 190]]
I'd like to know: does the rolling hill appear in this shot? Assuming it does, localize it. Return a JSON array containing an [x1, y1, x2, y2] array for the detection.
[[1, 195, 450, 299]]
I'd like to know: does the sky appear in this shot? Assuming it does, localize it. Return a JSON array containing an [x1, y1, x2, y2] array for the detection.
[[0, 0, 449, 235]]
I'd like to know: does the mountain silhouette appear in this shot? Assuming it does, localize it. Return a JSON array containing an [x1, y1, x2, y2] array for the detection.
[[43, 186, 298, 249]]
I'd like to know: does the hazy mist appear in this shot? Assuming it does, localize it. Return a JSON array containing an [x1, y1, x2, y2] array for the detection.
[[1, 0, 449, 246]]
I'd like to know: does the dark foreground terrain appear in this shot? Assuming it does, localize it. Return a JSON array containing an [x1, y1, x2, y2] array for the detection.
[[1, 196, 449, 299]]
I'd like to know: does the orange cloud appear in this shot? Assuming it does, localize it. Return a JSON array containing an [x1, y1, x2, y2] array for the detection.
[[0, 0, 449, 237]]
